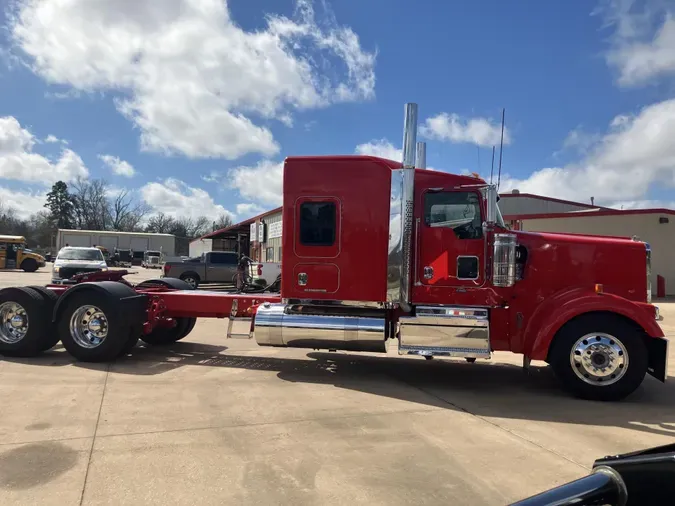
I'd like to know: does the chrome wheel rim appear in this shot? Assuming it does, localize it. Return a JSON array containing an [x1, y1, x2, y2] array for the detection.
[[184, 277, 197, 288], [570, 333, 628, 386], [69, 305, 108, 349], [0, 302, 29, 344]]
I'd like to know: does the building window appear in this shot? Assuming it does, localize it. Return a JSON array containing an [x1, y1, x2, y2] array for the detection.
[[278, 246, 282, 261], [266, 247, 274, 262], [300, 202, 336, 246], [424, 191, 483, 239]]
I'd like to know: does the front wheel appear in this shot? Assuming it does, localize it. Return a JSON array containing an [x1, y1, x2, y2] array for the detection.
[[21, 258, 38, 272], [549, 314, 648, 401]]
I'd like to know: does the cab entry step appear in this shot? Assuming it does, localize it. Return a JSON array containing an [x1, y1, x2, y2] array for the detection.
[[398, 306, 490, 358]]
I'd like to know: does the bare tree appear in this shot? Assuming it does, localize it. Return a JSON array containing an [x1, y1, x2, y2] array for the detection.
[[213, 213, 233, 231], [145, 212, 176, 234], [109, 189, 151, 231], [71, 178, 110, 230]]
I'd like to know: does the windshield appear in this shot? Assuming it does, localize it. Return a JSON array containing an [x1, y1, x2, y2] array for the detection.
[[58, 249, 104, 261]]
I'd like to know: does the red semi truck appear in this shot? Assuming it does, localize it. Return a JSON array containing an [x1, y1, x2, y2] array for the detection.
[[0, 103, 667, 401]]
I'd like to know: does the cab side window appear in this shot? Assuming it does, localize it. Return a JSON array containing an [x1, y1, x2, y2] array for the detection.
[[424, 191, 483, 239]]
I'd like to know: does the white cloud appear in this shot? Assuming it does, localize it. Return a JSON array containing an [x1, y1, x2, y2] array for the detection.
[[44, 134, 59, 143], [229, 160, 284, 206], [599, 1, 675, 86], [0, 186, 47, 218], [355, 139, 402, 161], [500, 98, 675, 205], [420, 113, 510, 148], [98, 154, 136, 177], [0, 116, 88, 184], [355, 139, 437, 170], [140, 178, 233, 220], [11, 0, 376, 160], [236, 202, 265, 218]]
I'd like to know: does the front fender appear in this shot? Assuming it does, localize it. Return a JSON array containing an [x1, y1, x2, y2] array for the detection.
[[525, 288, 664, 361]]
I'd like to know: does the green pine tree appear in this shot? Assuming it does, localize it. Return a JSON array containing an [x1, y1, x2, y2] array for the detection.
[[44, 181, 75, 229]]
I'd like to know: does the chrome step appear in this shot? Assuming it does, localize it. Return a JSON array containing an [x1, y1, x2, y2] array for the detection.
[[399, 306, 491, 358], [226, 298, 253, 339]]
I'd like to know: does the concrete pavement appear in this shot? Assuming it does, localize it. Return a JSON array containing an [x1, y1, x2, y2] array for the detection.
[[0, 268, 674, 504]]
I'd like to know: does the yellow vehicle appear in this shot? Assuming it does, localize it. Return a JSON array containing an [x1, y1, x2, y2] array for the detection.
[[0, 235, 46, 272]]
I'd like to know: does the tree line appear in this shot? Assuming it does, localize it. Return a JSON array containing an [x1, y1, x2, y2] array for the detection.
[[0, 179, 233, 252]]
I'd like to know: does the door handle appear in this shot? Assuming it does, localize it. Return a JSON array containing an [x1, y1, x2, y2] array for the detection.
[[423, 266, 434, 279]]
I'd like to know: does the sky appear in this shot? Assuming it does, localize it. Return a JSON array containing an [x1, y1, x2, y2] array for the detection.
[[1, 0, 675, 221]]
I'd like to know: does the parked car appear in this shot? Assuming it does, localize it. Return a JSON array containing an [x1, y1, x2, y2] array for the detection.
[[52, 246, 108, 284], [162, 251, 239, 288]]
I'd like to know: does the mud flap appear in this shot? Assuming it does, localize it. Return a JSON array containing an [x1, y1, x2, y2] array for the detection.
[[646, 336, 668, 382]]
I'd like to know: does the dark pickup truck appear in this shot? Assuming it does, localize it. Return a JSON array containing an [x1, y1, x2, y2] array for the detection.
[[162, 251, 239, 288]]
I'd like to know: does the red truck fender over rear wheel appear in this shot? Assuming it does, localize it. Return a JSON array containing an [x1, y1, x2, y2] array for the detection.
[[523, 289, 663, 361]]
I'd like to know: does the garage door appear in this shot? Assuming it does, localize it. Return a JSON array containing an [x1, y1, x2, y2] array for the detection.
[[130, 237, 149, 252], [62, 234, 91, 247], [98, 236, 118, 251]]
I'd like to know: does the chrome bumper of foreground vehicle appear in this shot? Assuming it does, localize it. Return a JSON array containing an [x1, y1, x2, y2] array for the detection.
[[646, 336, 669, 382]]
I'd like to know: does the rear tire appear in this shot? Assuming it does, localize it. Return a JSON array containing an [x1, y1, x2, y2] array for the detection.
[[0, 287, 49, 357], [179, 273, 199, 289], [141, 318, 192, 346], [26, 286, 60, 351], [57, 291, 132, 362], [21, 258, 38, 272], [549, 314, 648, 401]]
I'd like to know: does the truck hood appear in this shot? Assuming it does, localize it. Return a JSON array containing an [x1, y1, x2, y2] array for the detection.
[[512, 229, 649, 302]]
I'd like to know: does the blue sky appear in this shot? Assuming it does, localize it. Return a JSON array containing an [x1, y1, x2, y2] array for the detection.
[[1, 0, 675, 221]]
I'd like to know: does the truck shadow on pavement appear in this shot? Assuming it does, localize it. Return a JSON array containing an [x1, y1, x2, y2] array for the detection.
[[5, 342, 675, 438]]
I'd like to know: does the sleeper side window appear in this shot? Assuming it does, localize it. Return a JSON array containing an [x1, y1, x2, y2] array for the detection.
[[300, 202, 336, 246]]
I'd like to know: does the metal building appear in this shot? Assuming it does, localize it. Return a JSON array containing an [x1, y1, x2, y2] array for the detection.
[[190, 207, 282, 262], [56, 229, 176, 256]]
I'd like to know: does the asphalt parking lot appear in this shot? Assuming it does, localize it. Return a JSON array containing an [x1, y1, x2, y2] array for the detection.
[[0, 267, 674, 505]]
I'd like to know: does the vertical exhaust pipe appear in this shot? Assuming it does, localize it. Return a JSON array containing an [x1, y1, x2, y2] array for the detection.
[[399, 103, 418, 306], [386, 102, 418, 306], [416, 142, 426, 169], [402, 104, 418, 168]]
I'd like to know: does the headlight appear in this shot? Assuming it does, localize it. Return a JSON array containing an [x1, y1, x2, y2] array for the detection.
[[101, 267, 108, 271], [53, 266, 60, 273]]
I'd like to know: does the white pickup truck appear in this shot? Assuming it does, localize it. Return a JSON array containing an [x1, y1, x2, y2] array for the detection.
[[249, 261, 281, 288]]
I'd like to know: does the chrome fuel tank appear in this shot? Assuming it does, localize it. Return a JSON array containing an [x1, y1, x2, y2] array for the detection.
[[253, 303, 388, 353]]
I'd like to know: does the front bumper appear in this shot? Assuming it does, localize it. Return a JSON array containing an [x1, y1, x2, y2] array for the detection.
[[646, 336, 669, 382]]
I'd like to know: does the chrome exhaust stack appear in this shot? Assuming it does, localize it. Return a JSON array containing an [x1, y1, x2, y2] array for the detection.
[[387, 103, 418, 306], [416, 142, 426, 169]]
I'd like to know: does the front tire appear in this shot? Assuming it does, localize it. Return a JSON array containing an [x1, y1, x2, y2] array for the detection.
[[549, 314, 648, 401], [21, 258, 38, 272]]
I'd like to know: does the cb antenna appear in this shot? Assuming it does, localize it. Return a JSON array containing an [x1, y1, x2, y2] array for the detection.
[[489, 146, 495, 184], [497, 108, 505, 189]]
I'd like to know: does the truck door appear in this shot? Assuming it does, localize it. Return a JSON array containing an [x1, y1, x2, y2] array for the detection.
[[413, 189, 485, 304], [206, 252, 238, 282]]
